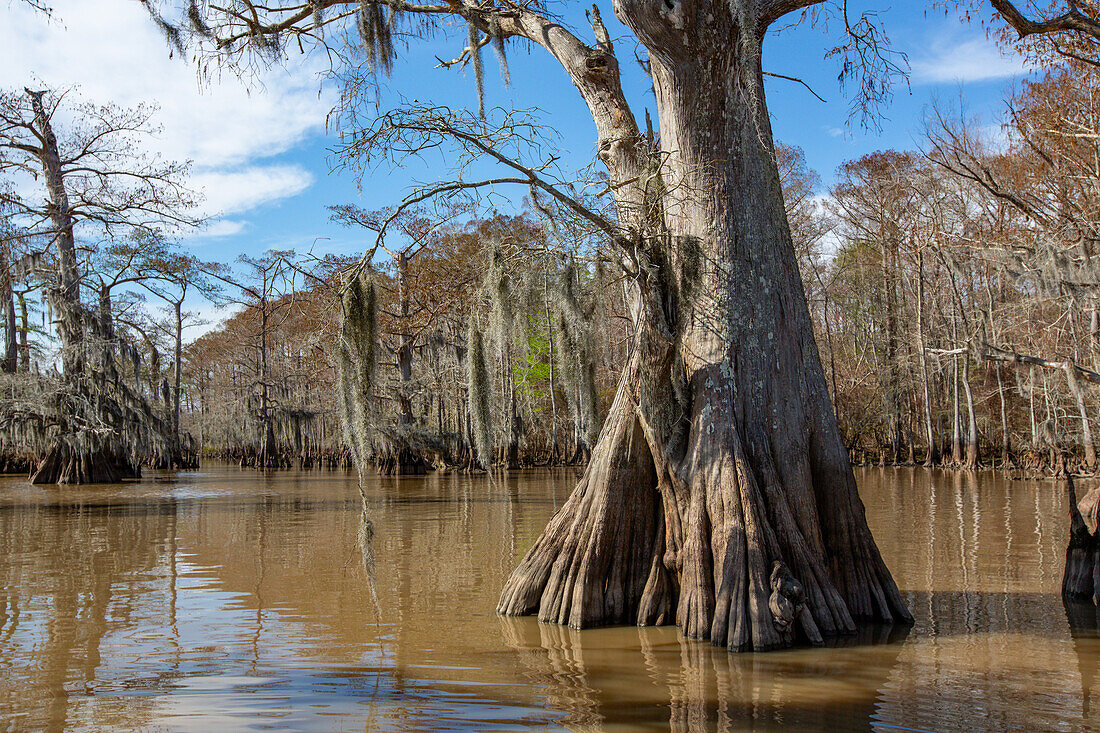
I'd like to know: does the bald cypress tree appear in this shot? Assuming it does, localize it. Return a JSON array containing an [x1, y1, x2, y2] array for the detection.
[[159, 0, 1100, 649], [0, 88, 196, 483]]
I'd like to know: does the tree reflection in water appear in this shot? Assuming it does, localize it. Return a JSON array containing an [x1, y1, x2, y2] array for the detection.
[[501, 616, 911, 731]]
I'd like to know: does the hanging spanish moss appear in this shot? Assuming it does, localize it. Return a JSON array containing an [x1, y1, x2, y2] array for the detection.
[[0, 292, 173, 484], [553, 259, 601, 462], [336, 267, 383, 614], [486, 246, 512, 356], [468, 21, 485, 120], [466, 317, 492, 469], [187, 0, 210, 36], [488, 12, 510, 87], [338, 268, 378, 479], [358, 0, 396, 75], [309, 0, 325, 30]]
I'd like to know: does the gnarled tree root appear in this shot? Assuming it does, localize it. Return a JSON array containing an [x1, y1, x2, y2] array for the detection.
[[499, 356, 912, 652]]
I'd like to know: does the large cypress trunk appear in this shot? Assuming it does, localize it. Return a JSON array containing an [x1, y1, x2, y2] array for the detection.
[[499, 0, 910, 650]]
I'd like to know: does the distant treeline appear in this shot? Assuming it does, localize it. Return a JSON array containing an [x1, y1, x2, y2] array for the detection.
[[7, 64, 1100, 478]]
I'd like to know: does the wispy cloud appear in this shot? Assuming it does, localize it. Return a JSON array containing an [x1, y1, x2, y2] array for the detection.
[[191, 166, 314, 217], [911, 35, 1035, 85], [191, 219, 248, 240]]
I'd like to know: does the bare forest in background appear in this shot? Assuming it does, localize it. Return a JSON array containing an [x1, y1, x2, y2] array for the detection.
[[7, 62, 1100, 477]]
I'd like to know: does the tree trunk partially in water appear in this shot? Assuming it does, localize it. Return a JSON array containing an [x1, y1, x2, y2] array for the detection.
[[1066, 361, 1097, 471], [1064, 474, 1100, 603], [962, 354, 980, 468], [499, 0, 910, 650]]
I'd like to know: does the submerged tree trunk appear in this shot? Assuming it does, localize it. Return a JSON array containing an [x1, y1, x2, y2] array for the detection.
[[1064, 474, 1100, 603], [499, 3, 910, 651]]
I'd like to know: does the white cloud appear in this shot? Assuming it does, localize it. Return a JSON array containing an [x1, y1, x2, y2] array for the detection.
[[191, 165, 314, 217], [192, 219, 247, 239], [911, 36, 1035, 85], [0, 0, 335, 232]]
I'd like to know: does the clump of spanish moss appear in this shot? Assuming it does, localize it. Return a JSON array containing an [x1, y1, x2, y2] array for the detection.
[[469, 11, 510, 117], [468, 21, 485, 119], [338, 268, 378, 480], [466, 317, 492, 469], [358, 0, 396, 75], [309, 0, 325, 30], [554, 260, 602, 454], [187, 0, 211, 36], [489, 13, 510, 87], [486, 246, 513, 351]]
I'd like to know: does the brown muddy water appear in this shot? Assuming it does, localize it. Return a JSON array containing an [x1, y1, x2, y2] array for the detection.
[[0, 466, 1093, 731]]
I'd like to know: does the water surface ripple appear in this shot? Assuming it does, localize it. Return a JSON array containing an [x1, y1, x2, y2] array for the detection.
[[0, 466, 1092, 731]]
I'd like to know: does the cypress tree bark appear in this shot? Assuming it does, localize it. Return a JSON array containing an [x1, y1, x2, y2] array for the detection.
[[499, 0, 911, 650], [0, 246, 15, 375], [1064, 474, 1100, 602], [17, 292, 29, 372]]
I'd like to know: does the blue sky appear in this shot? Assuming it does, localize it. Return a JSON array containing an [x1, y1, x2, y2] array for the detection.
[[3, 1, 1034, 326]]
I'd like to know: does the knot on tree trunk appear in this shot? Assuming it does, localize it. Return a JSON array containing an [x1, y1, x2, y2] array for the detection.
[[582, 50, 610, 77], [768, 561, 804, 632]]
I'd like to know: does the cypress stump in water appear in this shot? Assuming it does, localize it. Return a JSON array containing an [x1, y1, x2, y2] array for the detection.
[[497, 0, 912, 651], [1064, 474, 1100, 602]]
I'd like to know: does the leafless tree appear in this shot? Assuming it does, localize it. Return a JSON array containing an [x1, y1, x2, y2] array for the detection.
[[0, 87, 198, 483]]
